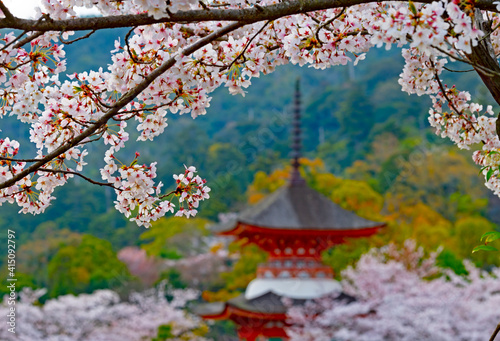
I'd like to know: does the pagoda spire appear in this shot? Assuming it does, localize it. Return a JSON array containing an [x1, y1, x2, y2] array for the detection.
[[290, 79, 306, 186]]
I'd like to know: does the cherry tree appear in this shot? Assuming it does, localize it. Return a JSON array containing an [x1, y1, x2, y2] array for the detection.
[[1, 0, 500, 226], [0, 285, 209, 341], [286, 240, 500, 341]]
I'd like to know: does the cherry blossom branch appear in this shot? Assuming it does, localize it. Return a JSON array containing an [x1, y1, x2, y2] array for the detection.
[[124, 27, 156, 66], [0, 0, 496, 33], [0, 20, 245, 190], [0, 30, 28, 52], [315, 8, 346, 44], [0, 156, 42, 163], [227, 20, 271, 70], [12, 32, 45, 49], [490, 323, 500, 341], [442, 66, 474, 73], [59, 30, 96, 45], [432, 44, 500, 77], [38, 168, 122, 191], [113, 96, 180, 119], [431, 61, 480, 135]]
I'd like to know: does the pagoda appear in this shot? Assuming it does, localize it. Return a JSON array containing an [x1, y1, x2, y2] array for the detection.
[[196, 81, 385, 341]]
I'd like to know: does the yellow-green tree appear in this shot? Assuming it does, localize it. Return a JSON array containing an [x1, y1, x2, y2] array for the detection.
[[140, 217, 210, 258], [47, 234, 131, 297]]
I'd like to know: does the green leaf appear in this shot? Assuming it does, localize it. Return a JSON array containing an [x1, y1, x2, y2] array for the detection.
[[486, 168, 495, 182], [408, 1, 417, 15], [472, 245, 499, 253], [480, 231, 500, 243]]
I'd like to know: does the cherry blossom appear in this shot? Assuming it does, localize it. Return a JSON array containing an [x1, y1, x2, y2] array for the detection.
[[287, 240, 500, 341], [0, 285, 208, 341]]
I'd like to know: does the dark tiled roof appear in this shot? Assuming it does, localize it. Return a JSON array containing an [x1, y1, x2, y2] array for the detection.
[[192, 301, 226, 317], [215, 183, 384, 232], [228, 292, 288, 314], [194, 291, 357, 316]]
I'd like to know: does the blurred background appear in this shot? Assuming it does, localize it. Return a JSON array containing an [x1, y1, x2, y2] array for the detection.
[[1, 27, 500, 340]]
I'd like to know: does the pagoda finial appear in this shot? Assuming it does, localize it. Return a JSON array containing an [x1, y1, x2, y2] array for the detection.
[[290, 78, 306, 186]]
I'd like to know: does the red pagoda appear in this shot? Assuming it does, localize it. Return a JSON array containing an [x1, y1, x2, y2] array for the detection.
[[196, 81, 385, 341]]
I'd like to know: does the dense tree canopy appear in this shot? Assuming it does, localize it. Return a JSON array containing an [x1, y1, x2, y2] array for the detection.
[[1, 0, 500, 227]]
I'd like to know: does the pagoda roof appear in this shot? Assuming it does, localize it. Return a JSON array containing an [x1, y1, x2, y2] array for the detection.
[[195, 291, 356, 319], [215, 183, 385, 234]]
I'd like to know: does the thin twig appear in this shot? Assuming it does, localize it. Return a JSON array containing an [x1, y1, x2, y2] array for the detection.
[[125, 26, 156, 65], [59, 30, 96, 44], [432, 44, 500, 77], [0, 156, 41, 163], [1, 59, 31, 71], [13, 31, 45, 49], [443, 66, 474, 73], [74, 130, 106, 146], [199, 0, 209, 10], [489, 323, 500, 341], [38, 168, 122, 191], [315, 8, 345, 44], [227, 20, 270, 70], [113, 96, 179, 119], [431, 60, 480, 135], [0, 30, 27, 52]]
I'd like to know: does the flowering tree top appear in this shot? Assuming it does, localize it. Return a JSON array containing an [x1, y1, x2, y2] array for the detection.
[[0, 0, 500, 227]]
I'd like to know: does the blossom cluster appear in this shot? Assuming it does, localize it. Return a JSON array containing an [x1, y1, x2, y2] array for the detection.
[[0, 0, 500, 224], [287, 240, 500, 341], [0, 285, 208, 341]]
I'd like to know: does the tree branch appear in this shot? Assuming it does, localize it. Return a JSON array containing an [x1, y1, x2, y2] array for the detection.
[[59, 30, 96, 45], [38, 168, 122, 191], [489, 322, 500, 341], [0, 20, 245, 190], [0, 0, 497, 33], [467, 10, 500, 139]]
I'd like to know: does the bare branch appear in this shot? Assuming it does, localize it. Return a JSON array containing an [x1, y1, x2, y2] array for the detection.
[[12, 31, 45, 49], [38, 168, 122, 191], [0, 30, 28, 52], [489, 323, 500, 341], [0, 156, 42, 163], [59, 30, 96, 44], [442, 66, 474, 73]]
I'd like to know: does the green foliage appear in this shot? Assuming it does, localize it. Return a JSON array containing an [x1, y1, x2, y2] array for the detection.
[[436, 249, 468, 275], [140, 217, 210, 258], [204, 243, 267, 302], [17, 224, 82, 289], [47, 235, 132, 297], [0, 272, 37, 297], [205, 320, 238, 340], [152, 325, 174, 341], [452, 217, 500, 266], [322, 240, 372, 279], [156, 268, 187, 289]]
